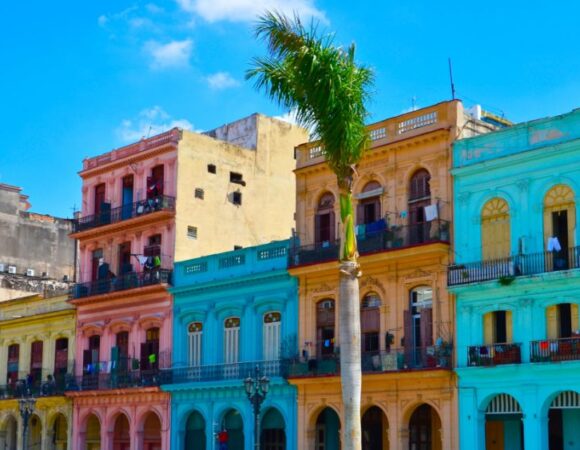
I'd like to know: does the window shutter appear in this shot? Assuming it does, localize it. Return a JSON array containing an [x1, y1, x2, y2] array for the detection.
[[483, 313, 494, 345], [546, 305, 559, 339], [572, 304, 579, 333], [329, 211, 336, 241], [403, 310, 412, 353], [315, 214, 321, 244], [506, 311, 513, 343], [420, 308, 433, 347]]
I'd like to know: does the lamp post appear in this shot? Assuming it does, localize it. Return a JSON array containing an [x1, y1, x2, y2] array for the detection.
[[18, 390, 36, 450], [244, 365, 269, 450]]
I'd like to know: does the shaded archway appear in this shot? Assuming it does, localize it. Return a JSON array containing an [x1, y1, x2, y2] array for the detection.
[[315, 407, 341, 450], [85, 414, 101, 450], [261, 408, 285, 450], [484, 394, 523, 450], [142, 412, 162, 450], [222, 409, 244, 450], [548, 391, 580, 450], [408, 404, 441, 450], [185, 411, 206, 450], [28, 414, 42, 450], [362, 406, 388, 450], [113, 414, 130, 450], [49, 413, 68, 450], [1, 415, 17, 450]]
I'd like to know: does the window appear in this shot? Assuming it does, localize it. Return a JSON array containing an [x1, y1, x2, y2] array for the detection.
[[118, 242, 132, 274], [30, 341, 43, 384], [141, 327, 160, 370], [7, 344, 19, 384], [187, 226, 198, 239], [263, 312, 282, 360], [188, 322, 203, 367], [315, 193, 336, 245], [54, 338, 69, 375], [408, 170, 432, 244], [224, 317, 241, 364], [544, 185, 576, 270], [234, 245, 243, 250], [195, 188, 204, 199], [145, 234, 161, 257], [405, 287, 433, 365], [147, 165, 164, 198], [230, 172, 246, 186], [316, 299, 335, 356], [483, 310, 513, 344], [361, 293, 381, 352], [481, 198, 510, 260], [207, 164, 216, 174], [233, 191, 242, 205], [357, 181, 382, 226], [546, 303, 579, 339]]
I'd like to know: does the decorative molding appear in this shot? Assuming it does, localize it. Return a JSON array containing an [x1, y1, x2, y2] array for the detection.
[[360, 276, 386, 297]]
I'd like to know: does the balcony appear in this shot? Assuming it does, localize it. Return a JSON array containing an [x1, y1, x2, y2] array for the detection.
[[70, 269, 172, 300], [0, 373, 71, 399], [71, 195, 175, 234], [467, 343, 522, 366], [67, 370, 162, 391], [287, 345, 453, 378], [448, 247, 580, 286], [160, 360, 285, 384], [530, 337, 580, 363], [289, 220, 450, 267]]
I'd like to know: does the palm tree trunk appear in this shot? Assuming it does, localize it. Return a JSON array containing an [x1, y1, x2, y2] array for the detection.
[[338, 184, 362, 450]]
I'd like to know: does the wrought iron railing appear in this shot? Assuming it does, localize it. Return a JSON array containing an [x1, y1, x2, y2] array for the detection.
[[467, 343, 522, 366], [0, 373, 71, 398], [289, 220, 450, 267], [70, 269, 171, 299], [67, 370, 163, 391], [71, 195, 175, 233], [530, 337, 580, 363], [448, 247, 580, 286], [159, 360, 284, 384]]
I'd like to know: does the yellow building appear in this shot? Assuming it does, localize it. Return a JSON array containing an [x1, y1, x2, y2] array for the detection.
[[0, 293, 75, 450], [288, 101, 495, 449]]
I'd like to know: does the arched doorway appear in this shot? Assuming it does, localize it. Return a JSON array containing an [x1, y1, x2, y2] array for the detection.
[[261, 408, 285, 450], [362, 406, 388, 450], [2, 415, 17, 450], [185, 411, 206, 450], [548, 391, 580, 450], [222, 409, 244, 450], [408, 404, 441, 450], [315, 407, 340, 450], [50, 413, 68, 450], [485, 394, 523, 450], [142, 412, 162, 450], [85, 414, 101, 450], [28, 414, 42, 450], [113, 414, 130, 450]]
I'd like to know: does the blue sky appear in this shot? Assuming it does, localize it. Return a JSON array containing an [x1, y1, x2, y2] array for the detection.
[[1, 0, 578, 217]]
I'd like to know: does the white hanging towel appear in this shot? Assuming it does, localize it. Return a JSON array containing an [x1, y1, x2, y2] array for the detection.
[[136, 255, 149, 266], [424, 204, 439, 222], [547, 236, 562, 252]]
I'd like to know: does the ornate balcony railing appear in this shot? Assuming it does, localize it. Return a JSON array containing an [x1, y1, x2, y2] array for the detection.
[[160, 360, 284, 384], [467, 343, 522, 366], [70, 269, 172, 299], [287, 345, 453, 377], [67, 370, 163, 391], [71, 195, 175, 233], [448, 247, 580, 286], [0, 373, 71, 399], [530, 337, 580, 363], [289, 220, 450, 267]]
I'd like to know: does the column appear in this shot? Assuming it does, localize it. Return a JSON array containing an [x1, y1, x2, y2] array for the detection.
[[523, 414, 544, 450]]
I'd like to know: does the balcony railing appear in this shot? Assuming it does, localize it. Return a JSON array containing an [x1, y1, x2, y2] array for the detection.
[[71, 195, 175, 233], [160, 360, 284, 384], [70, 269, 172, 299], [448, 247, 580, 286], [467, 343, 522, 366], [287, 345, 453, 377], [67, 370, 162, 391], [289, 220, 450, 267], [530, 337, 580, 363], [0, 374, 71, 399]]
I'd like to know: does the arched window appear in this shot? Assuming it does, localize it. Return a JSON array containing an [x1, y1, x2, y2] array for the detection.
[[481, 198, 511, 260], [544, 185, 576, 270], [224, 317, 240, 364], [316, 299, 335, 356], [315, 193, 336, 245], [263, 312, 281, 361], [361, 292, 381, 352], [188, 322, 203, 367], [408, 169, 432, 244], [404, 287, 433, 366], [357, 181, 382, 226]]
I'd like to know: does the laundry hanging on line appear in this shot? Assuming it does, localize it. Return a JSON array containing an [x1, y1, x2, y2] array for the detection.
[[424, 204, 438, 221], [547, 236, 562, 252]]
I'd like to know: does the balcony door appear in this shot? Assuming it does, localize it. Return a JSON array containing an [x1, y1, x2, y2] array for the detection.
[[7, 343, 19, 384], [263, 312, 281, 361], [30, 341, 43, 384], [408, 169, 431, 244], [224, 318, 240, 364], [188, 322, 203, 367], [316, 300, 335, 357], [121, 175, 134, 220], [405, 287, 433, 367], [315, 193, 335, 246]]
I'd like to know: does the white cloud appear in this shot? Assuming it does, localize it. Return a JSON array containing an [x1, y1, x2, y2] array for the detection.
[[206, 72, 241, 90], [97, 15, 109, 27], [145, 3, 165, 14], [117, 106, 194, 143], [175, 0, 326, 23], [144, 39, 193, 69]]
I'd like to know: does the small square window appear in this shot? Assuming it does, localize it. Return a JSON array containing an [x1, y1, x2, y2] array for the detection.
[[233, 192, 242, 205], [207, 164, 216, 174], [234, 245, 243, 250], [195, 188, 204, 199], [187, 226, 198, 239], [230, 172, 246, 186]]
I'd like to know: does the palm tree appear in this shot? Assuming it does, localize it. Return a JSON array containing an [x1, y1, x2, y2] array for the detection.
[[247, 12, 373, 450]]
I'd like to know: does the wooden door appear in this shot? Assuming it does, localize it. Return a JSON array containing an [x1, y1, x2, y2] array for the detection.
[[485, 421, 504, 450]]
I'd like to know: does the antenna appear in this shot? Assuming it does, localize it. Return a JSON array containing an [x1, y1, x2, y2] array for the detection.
[[448, 58, 456, 100], [146, 125, 153, 139], [411, 96, 417, 111]]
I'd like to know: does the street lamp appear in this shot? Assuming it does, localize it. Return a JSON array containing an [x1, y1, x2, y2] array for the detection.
[[244, 365, 270, 450], [18, 390, 36, 450]]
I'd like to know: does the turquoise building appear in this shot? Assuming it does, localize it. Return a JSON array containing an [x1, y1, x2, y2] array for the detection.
[[450, 109, 580, 450], [162, 240, 298, 450]]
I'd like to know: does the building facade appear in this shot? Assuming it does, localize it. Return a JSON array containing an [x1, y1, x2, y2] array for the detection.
[[450, 108, 580, 450], [163, 240, 298, 450], [67, 115, 307, 450], [288, 101, 497, 450], [0, 293, 75, 450]]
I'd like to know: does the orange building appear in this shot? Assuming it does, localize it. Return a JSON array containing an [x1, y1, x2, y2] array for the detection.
[[287, 101, 495, 449]]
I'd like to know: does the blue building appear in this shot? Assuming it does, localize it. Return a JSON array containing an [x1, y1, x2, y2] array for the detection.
[[162, 240, 298, 450], [450, 109, 580, 450]]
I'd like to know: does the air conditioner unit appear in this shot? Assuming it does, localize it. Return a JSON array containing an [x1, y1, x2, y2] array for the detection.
[[26, 269, 35, 277], [0, 264, 4, 272], [8, 266, 16, 274]]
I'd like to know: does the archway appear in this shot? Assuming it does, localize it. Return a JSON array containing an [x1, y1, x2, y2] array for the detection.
[[85, 414, 101, 450], [408, 404, 441, 450], [50, 413, 68, 450], [261, 408, 285, 450], [484, 394, 523, 450], [185, 411, 206, 450], [548, 391, 580, 450], [113, 414, 130, 450], [142, 412, 162, 450], [1, 415, 17, 450], [362, 406, 388, 450], [315, 407, 340, 450], [222, 409, 244, 450], [28, 414, 42, 450]]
